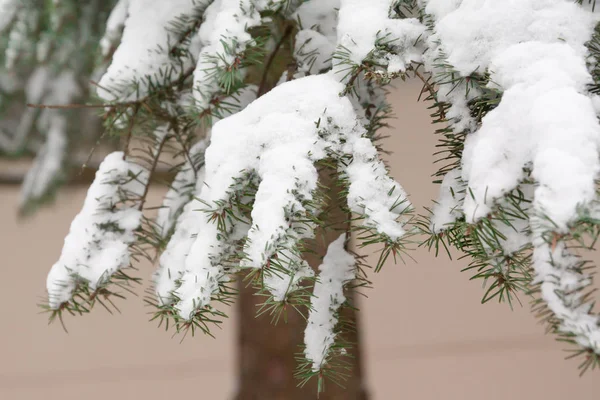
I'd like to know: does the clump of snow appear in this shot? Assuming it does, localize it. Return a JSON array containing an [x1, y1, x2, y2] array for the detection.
[[304, 235, 356, 371], [262, 250, 314, 303], [452, 3, 600, 227], [421, 0, 600, 353], [46, 152, 147, 309], [155, 165, 207, 305], [419, 0, 462, 20], [335, 0, 426, 75], [343, 138, 409, 240], [433, 0, 596, 77], [421, 0, 600, 229], [532, 231, 600, 352]]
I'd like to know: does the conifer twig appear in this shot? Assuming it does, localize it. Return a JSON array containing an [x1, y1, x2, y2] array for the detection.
[[257, 24, 294, 97]]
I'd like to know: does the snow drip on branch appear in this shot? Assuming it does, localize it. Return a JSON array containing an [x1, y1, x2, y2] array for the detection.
[[46, 152, 147, 310], [156, 73, 410, 320]]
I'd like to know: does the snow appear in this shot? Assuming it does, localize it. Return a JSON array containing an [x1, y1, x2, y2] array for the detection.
[[430, 168, 464, 233], [304, 235, 356, 371], [25, 66, 50, 105], [171, 73, 409, 319], [5, 7, 35, 69], [262, 250, 314, 303], [423, 1, 600, 230], [47, 152, 147, 309], [34, 0, 600, 360], [155, 166, 207, 305], [432, 0, 596, 77], [155, 85, 257, 303], [97, 0, 206, 101], [335, 0, 426, 74], [293, 0, 339, 75], [295, 0, 339, 40], [100, 0, 129, 57], [444, 2, 600, 228], [156, 139, 207, 238], [192, 0, 261, 110], [294, 29, 335, 75], [344, 140, 409, 240], [19, 114, 66, 204], [420, 0, 462, 20]]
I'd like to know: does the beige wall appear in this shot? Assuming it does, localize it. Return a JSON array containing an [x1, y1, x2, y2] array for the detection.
[[1, 81, 598, 399]]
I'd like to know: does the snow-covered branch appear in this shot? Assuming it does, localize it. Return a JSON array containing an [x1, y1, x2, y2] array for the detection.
[[303, 234, 356, 372], [420, 0, 600, 364], [160, 73, 409, 320], [46, 152, 147, 310]]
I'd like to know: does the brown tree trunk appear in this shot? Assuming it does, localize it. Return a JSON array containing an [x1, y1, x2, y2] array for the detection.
[[233, 168, 369, 400]]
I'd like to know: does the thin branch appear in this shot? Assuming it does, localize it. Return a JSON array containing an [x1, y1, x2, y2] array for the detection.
[[122, 105, 140, 160], [411, 66, 446, 120], [170, 118, 198, 179], [26, 102, 135, 110], [341, 65, 365, 96], [27, 66, 196, 112], [138, 133, 171, 211], [257, 24, 294, 97]]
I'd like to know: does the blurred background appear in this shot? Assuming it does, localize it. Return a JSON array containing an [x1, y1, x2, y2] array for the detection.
[[0, 80, 598, 399]]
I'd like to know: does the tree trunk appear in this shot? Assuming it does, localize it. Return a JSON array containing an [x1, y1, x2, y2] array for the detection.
[[233, 168, 369, 400]]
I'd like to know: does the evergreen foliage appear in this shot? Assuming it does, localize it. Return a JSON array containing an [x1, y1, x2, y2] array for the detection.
[[1, 0, 599, 394]]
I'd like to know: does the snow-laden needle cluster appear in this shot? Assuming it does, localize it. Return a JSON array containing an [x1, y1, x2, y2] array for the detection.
[[420, 0, 600, 369]]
